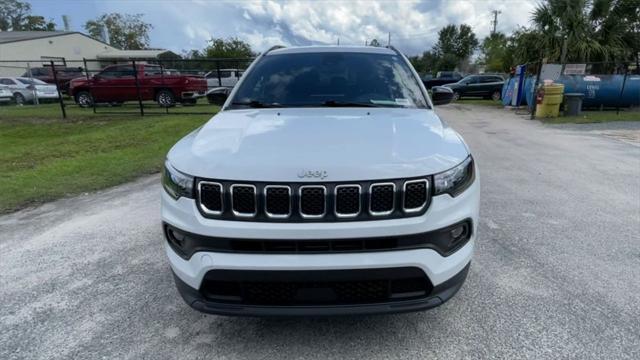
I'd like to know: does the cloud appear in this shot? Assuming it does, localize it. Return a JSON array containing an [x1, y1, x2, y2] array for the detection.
[[41, 0, 538, 55]]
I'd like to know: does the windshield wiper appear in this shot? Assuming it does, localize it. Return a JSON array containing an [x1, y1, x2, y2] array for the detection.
[[230, 100, 284, 108], [321, 100, 380, 107]]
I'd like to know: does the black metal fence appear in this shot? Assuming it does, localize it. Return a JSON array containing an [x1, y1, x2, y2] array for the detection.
[[0, 57, 255, 118], [0, 57, 637, 119]]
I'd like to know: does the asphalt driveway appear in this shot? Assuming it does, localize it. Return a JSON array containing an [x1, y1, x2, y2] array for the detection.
[[1, 104, 639, 359]]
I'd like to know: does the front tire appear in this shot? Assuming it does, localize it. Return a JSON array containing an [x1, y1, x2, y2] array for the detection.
[[156, 89, 175, 107], [75, 91, 93, 108], [491, 90, 501, 101], [13, 93, 26, 105]]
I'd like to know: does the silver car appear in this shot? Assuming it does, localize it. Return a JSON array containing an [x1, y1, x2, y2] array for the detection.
[[0, 85, 12, 103], [0, 77, 59, 105]]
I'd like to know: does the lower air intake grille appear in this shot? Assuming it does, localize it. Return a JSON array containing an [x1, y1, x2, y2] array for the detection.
[[200, 268, 432, 306]]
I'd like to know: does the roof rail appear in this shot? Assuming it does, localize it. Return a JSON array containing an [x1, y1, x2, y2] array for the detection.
[[264, 45, 285, 55], [385, 45, 402, 56]]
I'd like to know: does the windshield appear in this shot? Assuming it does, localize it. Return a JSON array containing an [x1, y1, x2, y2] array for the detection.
[[230, 52, 428, 109]]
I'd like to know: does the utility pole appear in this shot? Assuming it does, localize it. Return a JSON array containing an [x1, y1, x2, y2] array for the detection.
[[387, 32, 391, 46], [491, 10, 501, 34]]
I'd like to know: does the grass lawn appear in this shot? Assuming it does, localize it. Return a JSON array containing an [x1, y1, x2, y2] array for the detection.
[[0, 102, 217, 213], [456, 99, 503, 107], [541, 110, 640, 124]]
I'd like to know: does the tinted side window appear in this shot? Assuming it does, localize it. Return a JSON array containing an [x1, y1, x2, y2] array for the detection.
[[144, 67, 163, 76], [466, 76, 479, 84], [0, 78, 15, 85], [100, 66, 135, 78]]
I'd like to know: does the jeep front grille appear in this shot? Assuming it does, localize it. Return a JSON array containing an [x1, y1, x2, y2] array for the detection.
[[196, 177, 432, 222]]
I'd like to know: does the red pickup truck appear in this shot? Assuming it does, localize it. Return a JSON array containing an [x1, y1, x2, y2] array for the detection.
[[69, 64, 207, 107]]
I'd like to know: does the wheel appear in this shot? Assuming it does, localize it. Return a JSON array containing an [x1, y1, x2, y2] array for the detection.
[[13, 93, 25, 105], [452, 91, 460, 101], [75, 91, 93, 108], [491, 90, 501, 101], [156, 89, 175, 107]]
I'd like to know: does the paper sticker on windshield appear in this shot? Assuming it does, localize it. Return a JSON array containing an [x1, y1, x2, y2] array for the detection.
[[395, 98, 411, 105]]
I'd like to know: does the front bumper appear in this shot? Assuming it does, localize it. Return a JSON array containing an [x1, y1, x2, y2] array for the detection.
[[162, 174, 479, 316]]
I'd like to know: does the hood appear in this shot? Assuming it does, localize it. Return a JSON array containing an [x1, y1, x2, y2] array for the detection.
[[69, 77, 89, 87], [168, 108, 469, 182]]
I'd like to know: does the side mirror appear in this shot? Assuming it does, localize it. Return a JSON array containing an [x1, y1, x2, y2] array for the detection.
[[207, 87, 229, 106], [431, 86, 454, 106]]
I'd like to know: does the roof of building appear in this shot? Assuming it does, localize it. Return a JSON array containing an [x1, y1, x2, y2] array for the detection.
[[96, 49, 177, 59], [0, 31, 85, 44], [268, 45, 396, 56]]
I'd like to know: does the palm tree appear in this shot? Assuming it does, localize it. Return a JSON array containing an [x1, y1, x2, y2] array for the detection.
[[533, 0, 604, 63]]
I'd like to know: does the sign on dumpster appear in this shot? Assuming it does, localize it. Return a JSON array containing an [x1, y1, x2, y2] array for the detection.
[[564, 64, 586, 75]]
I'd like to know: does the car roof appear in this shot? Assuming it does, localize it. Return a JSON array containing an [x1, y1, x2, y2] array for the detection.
[[268, 45, 396, 56]]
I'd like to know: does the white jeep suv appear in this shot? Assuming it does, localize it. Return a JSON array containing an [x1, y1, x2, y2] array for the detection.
[[161, 45, 479, 316]]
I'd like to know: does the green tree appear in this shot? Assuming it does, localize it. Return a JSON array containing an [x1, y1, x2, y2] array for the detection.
[[204, 37, 255, 58], [433, 24, 479, 70], [85, 13, 152, 50], [368, 38, 381, 47], [531, 0, 638, 65], [409, 50, 438, 74], [479, 32, 509, 72], [0, 0, 56, 31]]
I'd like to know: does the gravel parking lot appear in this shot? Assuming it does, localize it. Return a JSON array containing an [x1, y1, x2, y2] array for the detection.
[[1, 104, 639, 360]]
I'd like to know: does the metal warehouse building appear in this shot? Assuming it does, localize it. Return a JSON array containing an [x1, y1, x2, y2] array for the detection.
[[0, 31, 175, 76]]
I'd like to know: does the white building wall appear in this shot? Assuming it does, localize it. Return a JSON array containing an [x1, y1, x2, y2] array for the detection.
[[0, 33, 120, 76]]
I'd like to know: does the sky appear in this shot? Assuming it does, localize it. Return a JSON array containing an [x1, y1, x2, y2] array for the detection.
[[30, 0, 538, 56]]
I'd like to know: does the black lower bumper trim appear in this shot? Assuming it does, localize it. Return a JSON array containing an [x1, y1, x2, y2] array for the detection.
[[172, 263, 470, 317]]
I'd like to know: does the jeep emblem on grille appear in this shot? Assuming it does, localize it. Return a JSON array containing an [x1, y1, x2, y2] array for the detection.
[[297, 169, 328, 180]]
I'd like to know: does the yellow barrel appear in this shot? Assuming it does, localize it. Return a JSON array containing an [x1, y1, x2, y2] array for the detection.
[[536, 83, 565, 118]]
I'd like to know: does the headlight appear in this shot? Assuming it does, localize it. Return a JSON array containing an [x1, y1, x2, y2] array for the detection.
[[434, 156, 474, 197], [162, 160, 194, 199]]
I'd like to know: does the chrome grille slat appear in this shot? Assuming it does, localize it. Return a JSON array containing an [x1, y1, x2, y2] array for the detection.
[[299, 185, 326, 218], [230, 184, 257, 217], [198, 181, 223, 215], [369, 183, 396, 216], [403, 179, 429, 212], [335, 184, 361, 218], [264, 185, 291, 218]]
